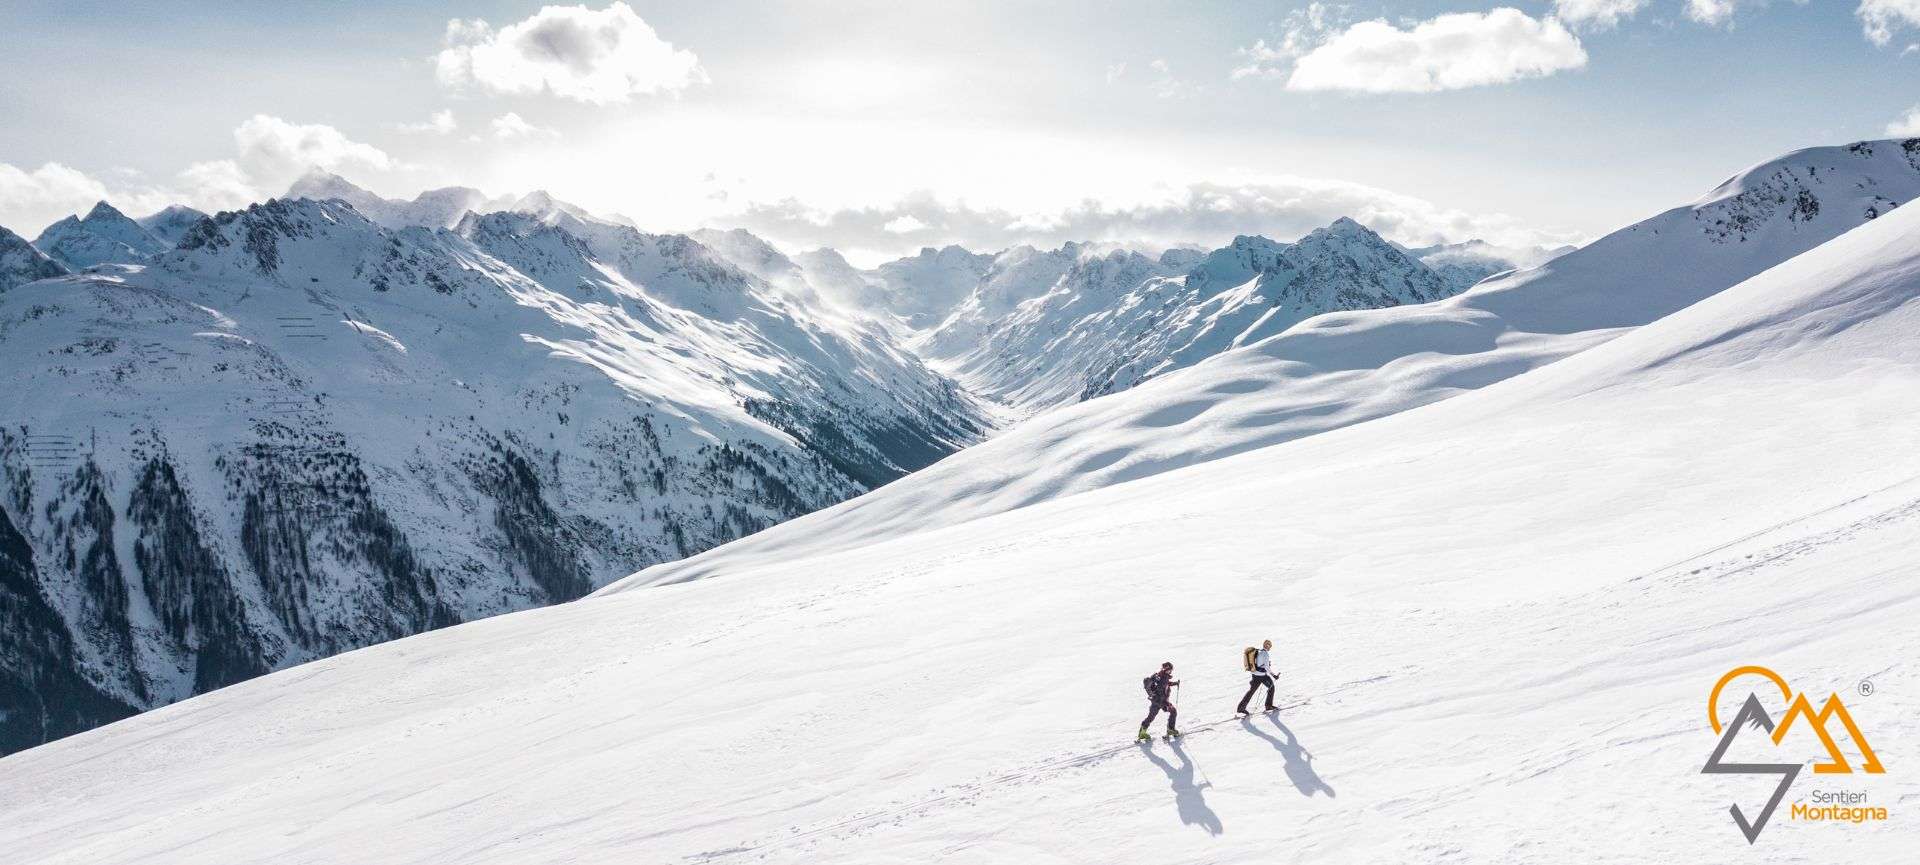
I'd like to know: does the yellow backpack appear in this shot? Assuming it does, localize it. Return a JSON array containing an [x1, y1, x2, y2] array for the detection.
[[1243, 646, 1258, 671]]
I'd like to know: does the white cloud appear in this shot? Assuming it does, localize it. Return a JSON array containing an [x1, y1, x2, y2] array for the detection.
[[1553, 0, 1649, 29], [1233, 3, 1339, 80], [232, 114, 394, 190], [1888, 105, 1920, 137], [176, 160, 258, 212], [1685, 0, 1807, 27], [0, 160, 185, 233], [1284, 8, 1588, 94], [722, 179, 1582, 265], [1145, 57, 1201, 98], [398, 109, 458, 135], [491, 112, 560, 140], [1860, 0, 1920, 46], [435, 2, 704, 104], [881, 214, 927, 234], [1685, 0, 1743, 25], [0, 162, 114, 232], [1, 115, 395, 232], [1231, 41, 1289, 80]]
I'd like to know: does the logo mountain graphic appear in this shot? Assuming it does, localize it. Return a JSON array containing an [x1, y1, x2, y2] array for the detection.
[[1701, 666, 1885, 843], [1701, 694, 1800, 844]]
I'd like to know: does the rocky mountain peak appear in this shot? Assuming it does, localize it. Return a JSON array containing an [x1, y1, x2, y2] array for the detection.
[[32, 200, 168, 270], [0, 224, 70, 292]]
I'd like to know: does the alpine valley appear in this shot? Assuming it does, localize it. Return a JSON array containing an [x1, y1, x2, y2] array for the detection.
[[1, 137, 1917, 865], [1, 136, 1914, 767]]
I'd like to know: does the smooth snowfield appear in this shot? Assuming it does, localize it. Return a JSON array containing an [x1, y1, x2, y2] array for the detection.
[[617, 140, 1920, 588], [3, 171, 1919, 863]]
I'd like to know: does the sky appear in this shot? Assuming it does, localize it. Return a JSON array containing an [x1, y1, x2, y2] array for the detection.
[[2, 0, 1917, 264]]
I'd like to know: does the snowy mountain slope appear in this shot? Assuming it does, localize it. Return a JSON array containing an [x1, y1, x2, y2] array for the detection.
[[31, 202, 168, 270], [909, 242, 1081, 359], [5, 176, 1918, 864], [0, 196, 987, 752], [134, 204, 209, 246], [689, 228, 806, 286], [873, 244, 995, 329], [0, 225, 67, 293], [460, 210, 988, 485], [794, 246, 888, 311], [625, 139, 1920, 586], [917, 218, 1462, 412]]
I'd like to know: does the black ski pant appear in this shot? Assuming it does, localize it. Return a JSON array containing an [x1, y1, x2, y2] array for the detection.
[[1237, 674, 1275, 713], [1141, 698, 1177, 731]]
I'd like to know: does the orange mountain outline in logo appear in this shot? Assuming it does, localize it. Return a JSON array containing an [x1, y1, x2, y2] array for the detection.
[[1707, 665, 1884, 775]]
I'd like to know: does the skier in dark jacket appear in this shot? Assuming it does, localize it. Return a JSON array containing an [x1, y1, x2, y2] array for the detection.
[[1236, 639, 1277, 716], [1138, 662, 1181, 741]]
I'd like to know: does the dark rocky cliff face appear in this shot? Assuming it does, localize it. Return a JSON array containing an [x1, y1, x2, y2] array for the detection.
[[0, 402, 914, 755], [0, 493, 138, 752]]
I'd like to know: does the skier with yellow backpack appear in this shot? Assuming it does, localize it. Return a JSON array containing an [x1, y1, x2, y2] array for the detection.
[[1235, 639, 1277, 716]]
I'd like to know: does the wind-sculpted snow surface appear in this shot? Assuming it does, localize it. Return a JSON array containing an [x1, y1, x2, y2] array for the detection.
[[622, 139, 1920, 588], [4, 175, 1919, 864], [0, 196, 987, 750]]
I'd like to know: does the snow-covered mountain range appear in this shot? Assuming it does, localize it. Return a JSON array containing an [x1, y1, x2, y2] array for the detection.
[[32, 201, 169, 270], [913, 218, 1473, 410], [6, 139, 1909, 759], [623, 138, 1920, 588], [0, 192, 986, 752], [4, 140, 1915, 864]]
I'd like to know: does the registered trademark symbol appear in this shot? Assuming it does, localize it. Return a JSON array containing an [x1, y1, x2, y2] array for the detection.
[[1859, 679, 1875, 697]]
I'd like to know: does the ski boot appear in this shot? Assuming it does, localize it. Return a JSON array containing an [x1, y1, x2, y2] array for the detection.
[[1137, 728, 1152, 742]]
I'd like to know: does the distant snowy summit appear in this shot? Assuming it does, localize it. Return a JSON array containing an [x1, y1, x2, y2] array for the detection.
[[284, 169, 623, 231], [32, 201, 168, 270], [135, 204, 209, 246], [901, 216, 1532, 410]]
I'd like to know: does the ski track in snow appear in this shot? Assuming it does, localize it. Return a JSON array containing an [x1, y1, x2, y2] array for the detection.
[[683, 692, 1357, 862]]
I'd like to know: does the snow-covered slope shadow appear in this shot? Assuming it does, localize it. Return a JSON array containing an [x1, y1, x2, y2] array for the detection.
[[2, 147, 1918, 863], [616, 138, 1920, 588]]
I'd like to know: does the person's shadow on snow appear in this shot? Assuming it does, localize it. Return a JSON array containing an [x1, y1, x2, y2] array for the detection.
[[1139, 738, 1224, 835], [1242, 715, 1335, 798]]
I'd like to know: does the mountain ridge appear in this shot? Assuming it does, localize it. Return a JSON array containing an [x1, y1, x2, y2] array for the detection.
[[616, 137, 1920, 590], [0, 193, 988, 751]]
